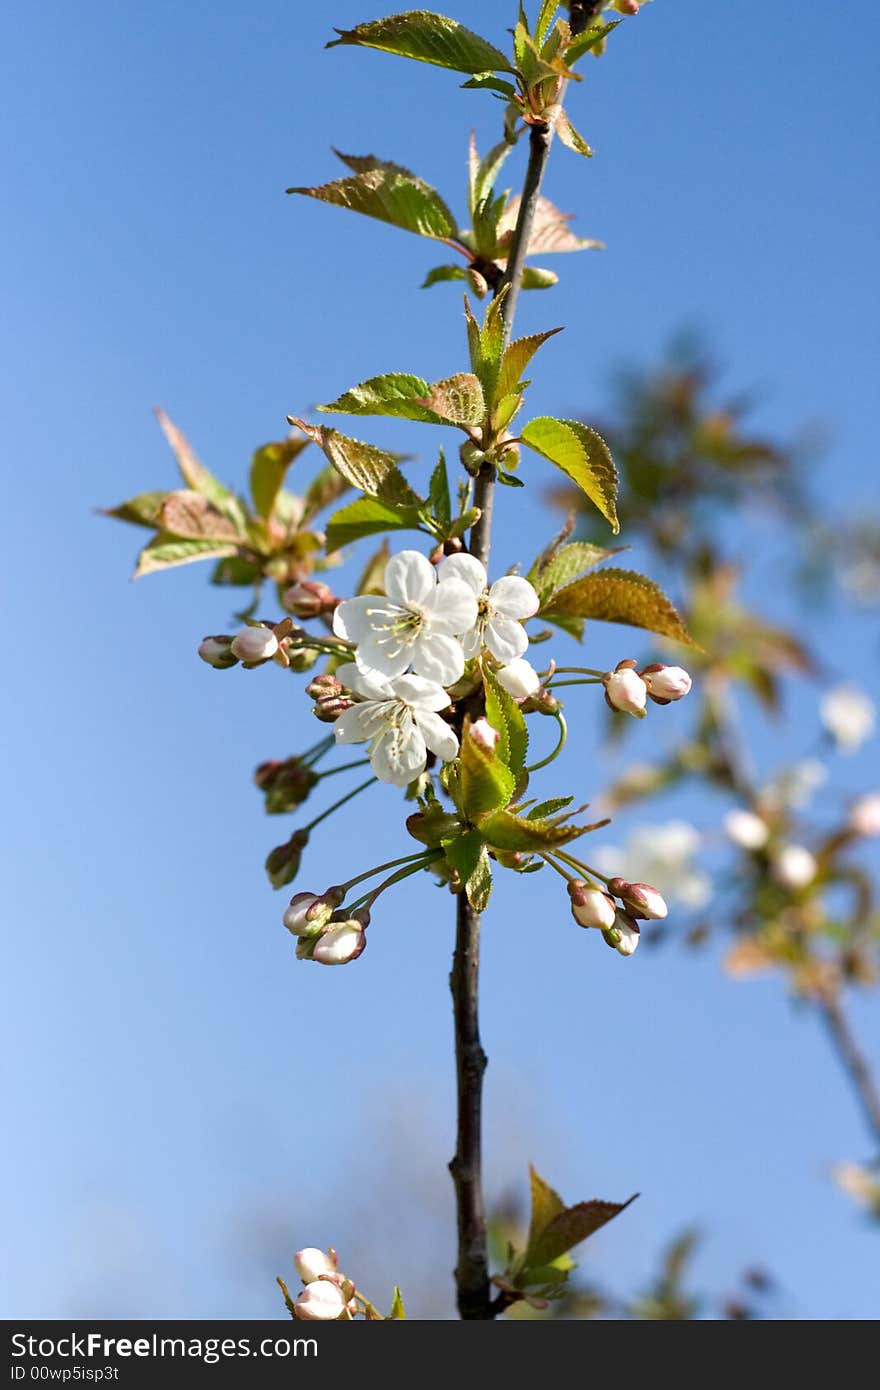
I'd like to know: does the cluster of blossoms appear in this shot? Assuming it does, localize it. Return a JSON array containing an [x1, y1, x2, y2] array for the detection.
[[282, 890, 368, 965], [287, 1248, 356, 1321], [602, 658, 692, 718], [566, 874, 668, 956]]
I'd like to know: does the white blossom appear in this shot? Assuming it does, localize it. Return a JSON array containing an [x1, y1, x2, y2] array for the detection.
[[568, 882, 617, 930], [230, 625, 278, 663], [771, 843, 817, 890], [603, 667, 648, 718], [294, 1248, 337, 1284], [293, 1280, 346, 1320], [724, 808, 770, 851], [332, 663, 458, 787], [820, 685, 876, 752], [313, 921, 366, 965], [763, 758, 828, 810], [438, 553, 539, 664], [333, 549, 477, 686], [640, 663, 692, 702], [496, 657, 541, 700], [850, 793, 880, 838], [593, 821, 711, 910]]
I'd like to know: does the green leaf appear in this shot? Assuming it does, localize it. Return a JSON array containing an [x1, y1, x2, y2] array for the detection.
[[320, 372, 437, 423], [530, 541, 620, 606], [288, 155, 456, 241], [158, 490, 242, 541], [565, 19, 619, 65], [134, 533, 238, 578], [484, 668, 528, 777], [406, 804, 463, 846], [464, 295, 506, 399], [458, 720, 516, 818], [422, 264, 467, 288], [428, 453, 451, 530], [554, 108, 593, 158], [527, 796, 574, 819], [478, 807, 601, 852], [325, 495, 424, 552], [527, 1196, 637, 1268], [211, 555, 262, 587], [289, 420, 423, 508], [101, 491, 170, 528], [496, 328, 562, 402], [389, 1286, 406, 1320], [543, 567, 698, 647], [535, 2, 559, 48], [444, 828, 492, 912], [521, 417, 618, 532], [470, 135, 514, 215], [155, 408, 233, 509], [301, 464, 351, 524], [520, 266, 559, 289], [327, 12, 513, 75], [461, 73, 517, 97], [249, 437, 310, 519], [418, 372, 486, 427], [525, 1166, 566, 1265]]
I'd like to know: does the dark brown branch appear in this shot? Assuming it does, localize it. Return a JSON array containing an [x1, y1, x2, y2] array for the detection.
[[820, 994, 880, 1149]]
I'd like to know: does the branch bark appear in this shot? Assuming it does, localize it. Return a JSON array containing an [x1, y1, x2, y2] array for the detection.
[[820, 994, 880, 1149]]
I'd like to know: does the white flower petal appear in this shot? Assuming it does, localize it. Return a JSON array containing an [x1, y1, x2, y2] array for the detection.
[[390, 674, 452, 712], [421, 579, 479, 636], [488, 575, 539, 620], [385, 550, 436, 608], [332, 594, 380, 643], [484, 616, 529, 664], [411, 631, 465, 685], [354, 630, 414, 680], [438, 552, 488, 596], [414, 708, 459, 762], [370, 720, 427, 786], [496, 658, 540, 699], [333, 703, 387, 744], [335, 662, 395, 700], [458, 625, 483, 659]]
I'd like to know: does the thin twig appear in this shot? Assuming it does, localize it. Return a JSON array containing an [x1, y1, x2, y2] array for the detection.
[[820, 994, 880, 1148]]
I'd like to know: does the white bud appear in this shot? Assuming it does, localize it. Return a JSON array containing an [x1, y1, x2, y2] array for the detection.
[[313, 921, 366, 966], [230, 625, 279, 663], [771, 844, 817, 890], [724, 808, 770, 850], [619, 881, 668, 920], [283, 892, 335, 938], [850, 793, 880, 838], [293, 1280, 346, 1320], [603, 667, 648, 718], [568, 881, 617, 930], [603, 913, 641, 956], [470, 717, 500, 751], [198, 636, 237, 669], [293, 1248, 338, 1285], [496, 659, 541, 700], [641, 664, 692, 703]]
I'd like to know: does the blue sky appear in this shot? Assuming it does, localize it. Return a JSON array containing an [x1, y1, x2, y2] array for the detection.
[[2, 1, 879, 1318]]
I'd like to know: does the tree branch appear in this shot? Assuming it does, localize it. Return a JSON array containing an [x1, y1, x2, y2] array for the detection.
[[820, 994, 880, 1150]]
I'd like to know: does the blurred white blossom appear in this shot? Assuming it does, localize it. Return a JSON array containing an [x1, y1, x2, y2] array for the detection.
[[593, 820, 711, 910], [763, 758, 828, 810], [820, 685, 876, 752]]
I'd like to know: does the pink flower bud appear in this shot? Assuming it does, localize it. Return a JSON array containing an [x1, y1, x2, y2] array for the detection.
[[470, 717, 500, 751], [640, 663, 692, 704], [230, 625, 279, 664], [197, 635, 238, 669], [313, 921, 367, 966], [496, 659, 541, 700], [293, 1279, 346, 1320], [615, 881, 668, 920], [850, 793, 880, 838], [771, 844, 817, 890], [603, 914, 641, 956], [283, 892, 336, 938], [294, 1248, 338, 1284], [603, 666, 648, 718], [568, 880, 617, 930], [282, 581, 337, 619]]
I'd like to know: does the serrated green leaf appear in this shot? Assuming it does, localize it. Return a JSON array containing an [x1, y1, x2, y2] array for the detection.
[[543, 567, 698, 647], [428, 453, 451, 530], [444, 828, 492, 911], [328, 12, 513, 75], [250, 437, 310, 519], [521, 417, 618, 531], [325, 495, 424, 552], [530, 541, 620, 606], [526, 1166, 566, 1264], [101, 491, 170, 528], [478, 807, 601, 851], [535, 1, 559, 47], [554, 108, 593, 158], [484, 668, 528, 777], [565, 19, 619, 65], [289, 420, 423, 509], [157, 490, 242, 541], [320, 372, 436, 423], [406, 805, 463, 846], [155, 408, 233, 508], [492, 392, 524, 432], [458, 720, 516, 818], [527, 1196, 637, 1267], [422, 264, 468, 288], [463, 294, 506, 399], [418, 372, 486, 427], [288, 156, 456, 241], [496, 328, 563, 402], [389, 1286, 406, 1320], [460, 72, 517, 97], [526, 796, 574, 819], [471, 136, 514, 216], [134, 533, 238, 578]]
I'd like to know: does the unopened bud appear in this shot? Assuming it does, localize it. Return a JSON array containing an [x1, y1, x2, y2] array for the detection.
[[283, 890, 340, 938], [282, 581, 337, 620], [603, 664, 648, 718], [771, 844, 817, 890], [313, 921, 367, 966], [305, 673, 354, 723], [306, 673, 342, 700], [568, 880, 617, 930], [256, 758, 319, 813], [294, 1248, 338, 1285], [611, 880, 668, 920], [460, 441, 488, 475], [293, 1280, 346, 1320], [850, 793, 880, 838], [198, 635, 238, 669], [602, 913, 641, 956], [469, 717, 500, 752], [265, 829, 309, 890], [496, 659, 541, 700], [724, 808, 770, 850], [640, 663, 692, 704], [230, 625, 279, 664], [614, 0, 640, 14]]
